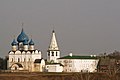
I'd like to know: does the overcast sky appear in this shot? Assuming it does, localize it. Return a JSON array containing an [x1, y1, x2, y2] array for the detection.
[[0, 0, 120, 58]]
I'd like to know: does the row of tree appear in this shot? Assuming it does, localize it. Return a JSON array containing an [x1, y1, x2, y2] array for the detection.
[[0, 57, 7, 70]]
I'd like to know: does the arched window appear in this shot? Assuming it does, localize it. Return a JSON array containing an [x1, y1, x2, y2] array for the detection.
[[52, 52, 54, 56], [18, 58, 20, 62], [48, 52, 50, 56], [29, 58, 30, 61], [24, 58, 26, 62], [11, 58, 13, 62]]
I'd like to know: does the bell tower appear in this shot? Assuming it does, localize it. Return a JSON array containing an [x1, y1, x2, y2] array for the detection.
[[47, 30, 60, 63]]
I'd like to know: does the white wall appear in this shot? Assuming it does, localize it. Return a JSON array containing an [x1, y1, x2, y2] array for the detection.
[[58, 59, 99, 72], [46, 64, 63, 72], [8, 49, 42, 72]]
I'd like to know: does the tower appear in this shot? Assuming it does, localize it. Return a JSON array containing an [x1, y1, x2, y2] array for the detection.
[[29, 39, 35, 50], [23, 40, 29, 51], [11, 39, 17, 51], [47, 30, 60, 63]]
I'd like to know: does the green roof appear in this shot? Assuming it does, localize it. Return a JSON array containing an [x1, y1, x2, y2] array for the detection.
[[59, 55, 98, 59]]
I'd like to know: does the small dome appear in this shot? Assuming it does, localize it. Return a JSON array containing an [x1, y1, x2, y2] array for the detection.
[[17, 28, 29, 42], [11, 39, 17, 46], [23, 40, 28, 45], [29, 39, 34, 45]]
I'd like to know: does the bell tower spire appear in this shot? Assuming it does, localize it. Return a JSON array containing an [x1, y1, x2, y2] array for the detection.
[[49, 30, 59, 50], [47, 29, 60, 63]]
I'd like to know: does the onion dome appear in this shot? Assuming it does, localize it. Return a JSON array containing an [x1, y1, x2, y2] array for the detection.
[[11, 39, 17, 46], [23, 40, 28, 45], [29, 39, 34, 45], [17, 28, 29, 42]]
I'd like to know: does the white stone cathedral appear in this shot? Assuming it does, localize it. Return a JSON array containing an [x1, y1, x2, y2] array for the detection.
[[8, 29, 45, 72]]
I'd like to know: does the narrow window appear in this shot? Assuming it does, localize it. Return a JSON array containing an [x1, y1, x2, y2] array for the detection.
[[29, 58, 30, 61], [69, 64, 72, 67], [18, 58, 20, 62], [24, 58, 26, 62], [56, 52, 58, 56], [52, 52, 54, 56]]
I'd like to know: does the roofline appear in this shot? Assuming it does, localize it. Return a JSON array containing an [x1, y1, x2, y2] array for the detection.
[[58, 55, 99, 59]]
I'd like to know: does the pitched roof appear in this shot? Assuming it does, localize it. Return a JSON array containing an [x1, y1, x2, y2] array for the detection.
[[34, 59, 43, 63], [59, 55, 98, 59]]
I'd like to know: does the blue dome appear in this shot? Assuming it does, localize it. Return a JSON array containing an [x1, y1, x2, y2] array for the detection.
[[11, 39, 17, 46], [29, 39, 34, 45], [17, 29, 29, 42], [23, 40, 28, 45]]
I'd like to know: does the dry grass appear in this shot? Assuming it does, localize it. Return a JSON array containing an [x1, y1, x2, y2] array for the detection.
[[0, 72, 119, 80]]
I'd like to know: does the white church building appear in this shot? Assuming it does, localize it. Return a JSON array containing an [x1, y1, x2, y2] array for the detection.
[[8, 29, 45, 72]]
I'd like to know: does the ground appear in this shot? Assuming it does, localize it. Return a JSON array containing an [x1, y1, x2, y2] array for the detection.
[[0, 72, 120, 80]]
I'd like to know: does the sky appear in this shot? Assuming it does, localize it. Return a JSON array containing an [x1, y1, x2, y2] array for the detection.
[[0, 0, 120, 58]]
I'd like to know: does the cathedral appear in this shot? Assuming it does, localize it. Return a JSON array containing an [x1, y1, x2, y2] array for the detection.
[[8, 28, 61, 72], [8, 29, 45, 72]]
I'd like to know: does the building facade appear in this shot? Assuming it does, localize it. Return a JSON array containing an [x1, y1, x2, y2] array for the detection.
[[45, 63, 63, 72], [58, 53, 99, 72], [8, 29, 45, 72]]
